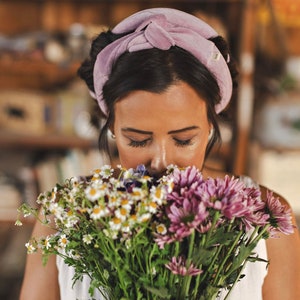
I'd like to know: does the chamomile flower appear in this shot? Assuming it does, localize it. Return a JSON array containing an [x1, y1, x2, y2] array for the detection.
[[138, 213, 151, 223], [109, 217, 122, 231], [107, 192, 121, 208], [121, 221, 131, 233], [85, 185, 101, 201], [128, 214, 138, 226], [156, 223, 167, 235], [25, 242, 36, 254], [99, 165, 114, 178], [145, 201, 158, 213], [120, 197, 132, 210], [90, 204, 110, 220], [150, 186, 167, 205], [115, 207, 129, 221], [83, 234, 93, 244], [49, 203, 64, 220], [62, 213, 79, 228], [58, 234, 68, 248], [43, 236, 52, 250], [131, 187, 147, 200]]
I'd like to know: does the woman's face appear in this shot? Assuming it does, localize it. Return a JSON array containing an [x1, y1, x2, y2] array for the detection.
[[113, 81, 212, 176]]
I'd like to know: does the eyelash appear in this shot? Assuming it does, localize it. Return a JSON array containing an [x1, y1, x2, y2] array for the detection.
[[128, 139, 149, 148], [128, 138, 193, 148], [174, 138, 193, 147]]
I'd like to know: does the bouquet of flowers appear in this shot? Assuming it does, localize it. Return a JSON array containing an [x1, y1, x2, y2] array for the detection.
[[17, 165, 294, 300]]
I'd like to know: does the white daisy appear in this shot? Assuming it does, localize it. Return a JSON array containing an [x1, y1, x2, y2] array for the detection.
[[90, 205, 109, 220], [109, 217, 122, 231], [85, 185, 102, 202], [115, 207, 129, 221], [82, 234, 93, 245], [25, 242, 36, 254], [58, 234, 68, 248]]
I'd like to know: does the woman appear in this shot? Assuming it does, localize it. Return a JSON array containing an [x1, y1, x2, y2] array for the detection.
[[20, 8, 300, 300]]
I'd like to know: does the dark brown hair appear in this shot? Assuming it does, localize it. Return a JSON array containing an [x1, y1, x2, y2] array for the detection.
[[78, 31, 238, 159]]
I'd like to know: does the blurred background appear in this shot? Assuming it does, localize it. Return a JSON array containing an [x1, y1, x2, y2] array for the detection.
[[0, 0, 299, 299]]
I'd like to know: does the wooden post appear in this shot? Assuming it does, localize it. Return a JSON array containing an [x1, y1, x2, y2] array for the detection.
[[234, 0, 257, 175]]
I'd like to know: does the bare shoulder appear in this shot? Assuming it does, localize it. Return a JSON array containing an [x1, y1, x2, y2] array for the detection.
[[260, 186, 300, 300], [20, 213, 60, 300]]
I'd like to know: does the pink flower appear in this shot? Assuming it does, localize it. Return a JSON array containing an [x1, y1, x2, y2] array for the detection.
[[241, 187, 270, 230], [154, 233, 175, 249], [167, 198, 208, 239], [265, 191, 295, 236], [165, 256, 202, 276], [167, 166, 204, 203], [170, 166, 203, 188], [195, 176, 251, 220]]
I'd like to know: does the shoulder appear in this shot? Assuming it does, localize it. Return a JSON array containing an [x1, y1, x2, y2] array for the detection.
[[259, 186, 300, 299]]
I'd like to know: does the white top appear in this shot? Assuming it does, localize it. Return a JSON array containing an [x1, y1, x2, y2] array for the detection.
[[56, 176, 268, 300], [56, 239, 267, 300]]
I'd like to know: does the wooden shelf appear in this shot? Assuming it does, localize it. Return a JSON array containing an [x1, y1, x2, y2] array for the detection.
[[0, 131, 97, 149], [0, 59, 80, 89]]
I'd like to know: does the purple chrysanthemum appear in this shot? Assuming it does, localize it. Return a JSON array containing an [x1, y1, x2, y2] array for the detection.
[[265, 191, 295, 236], [165, 256, 202, 276], [167, 166, 204, 203], [194, 176, 252, 220], [241, 187, 270, 230], [154, 233, 175, 249], [167, 197, 208, 239]]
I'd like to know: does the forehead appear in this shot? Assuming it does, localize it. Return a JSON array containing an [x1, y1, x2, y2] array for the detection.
[[114, 82, 209, 127]]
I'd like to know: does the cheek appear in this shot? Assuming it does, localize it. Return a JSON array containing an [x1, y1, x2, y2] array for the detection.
[[116, 142, 148, 168], [174, 143, 207, 169]]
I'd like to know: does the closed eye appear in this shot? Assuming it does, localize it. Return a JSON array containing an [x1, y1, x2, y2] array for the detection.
[[128, 138, 151, 148], [173, 137, 193, 147]]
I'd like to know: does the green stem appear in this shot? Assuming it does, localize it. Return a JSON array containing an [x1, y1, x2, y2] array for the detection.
[[180, 231, 195, 299], [106, 238, 129, 298], [200, 217, 234, 285], [213, 230, 243, 286], [245, 226, 259, 246], [251, 225, 270, 245], [204, 211, 221, 246], [223, 259, 247, 300]]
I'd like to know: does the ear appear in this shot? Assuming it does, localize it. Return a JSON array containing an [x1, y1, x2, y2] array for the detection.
[[208, 126, 214, 141], [108, 127, 116, 139]]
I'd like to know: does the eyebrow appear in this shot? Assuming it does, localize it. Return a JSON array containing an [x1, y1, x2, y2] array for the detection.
[[121, 126, 199, 135], [168, 126, 199, 134]]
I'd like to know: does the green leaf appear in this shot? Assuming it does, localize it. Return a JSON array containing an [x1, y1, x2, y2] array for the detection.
[[206, 228, 239, 247], [143, 285, 171, 299], [230, 243, 257, 272]]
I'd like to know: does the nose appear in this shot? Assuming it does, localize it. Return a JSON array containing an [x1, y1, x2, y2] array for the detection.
[[148, 142, 169, 177]]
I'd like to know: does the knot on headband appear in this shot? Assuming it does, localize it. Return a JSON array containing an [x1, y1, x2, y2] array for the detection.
[[92, 8, 233, 116], [131, 15, 175, 51]]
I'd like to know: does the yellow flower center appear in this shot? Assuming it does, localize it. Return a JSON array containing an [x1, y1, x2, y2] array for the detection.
[[156, 224, 167, 234], [113, 217, 121, 224], [120, 208, 127, 216], [130, 214, 137, 221], [89, 188, 97, 196], [149, 201, 157, 209], [93, 207, 101, 214], [121, 198, 129, 206], [155, 188, 162, 198], [132, 190, 142, 197]]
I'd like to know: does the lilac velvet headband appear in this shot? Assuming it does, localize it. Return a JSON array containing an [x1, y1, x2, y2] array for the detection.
[[92, 8, 233, 116]]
